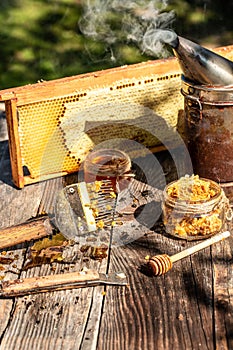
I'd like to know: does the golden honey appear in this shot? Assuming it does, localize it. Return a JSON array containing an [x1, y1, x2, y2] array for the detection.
[[83, 149, 131, 192]]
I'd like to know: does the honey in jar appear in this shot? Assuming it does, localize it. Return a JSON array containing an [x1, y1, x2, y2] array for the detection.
[[83, 149, 132, 193]]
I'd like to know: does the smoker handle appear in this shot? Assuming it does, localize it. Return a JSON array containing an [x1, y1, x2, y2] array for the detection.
[[182, 93, 203, 111], [182, 90, 233, 107]]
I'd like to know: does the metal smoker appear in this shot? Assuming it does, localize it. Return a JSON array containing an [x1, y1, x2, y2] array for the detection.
[[169, 35, 233, 202], [170, 35, 233, 86]]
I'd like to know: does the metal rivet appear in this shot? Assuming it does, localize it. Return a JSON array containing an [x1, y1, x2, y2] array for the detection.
[[69, 187, 75, 194]]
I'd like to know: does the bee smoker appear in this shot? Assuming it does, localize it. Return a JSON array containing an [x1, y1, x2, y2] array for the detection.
[[170, 35, 233, 86], [169, 35, 233, 202]]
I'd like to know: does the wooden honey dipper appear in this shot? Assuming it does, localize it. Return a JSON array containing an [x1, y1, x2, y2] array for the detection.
[[148, 231, 230, 276]]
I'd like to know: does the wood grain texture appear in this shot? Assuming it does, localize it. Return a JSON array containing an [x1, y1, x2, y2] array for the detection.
[[5, 100, 24, 188], [0, 288, 101, 350], [0, 181, 44, 228], [97, 231, 216, 350], [0, 245, 107, 350], [0, 171, 108, 350], [0, 58, 180, 105], [0, 147, 232, 349], [0, 216, 53, 250], [0, 269, 102, 297], [212, 232, 233, 350], [0, 141, 46, 228]]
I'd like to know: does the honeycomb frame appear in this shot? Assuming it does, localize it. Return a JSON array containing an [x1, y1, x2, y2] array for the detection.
[[1, 45, 233, 188]]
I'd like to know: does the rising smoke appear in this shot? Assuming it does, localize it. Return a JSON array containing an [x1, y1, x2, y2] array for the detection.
[[79, 0, 177, 61]]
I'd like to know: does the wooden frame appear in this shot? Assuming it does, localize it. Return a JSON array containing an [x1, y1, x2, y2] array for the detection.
[[0, 45, 233, 188]]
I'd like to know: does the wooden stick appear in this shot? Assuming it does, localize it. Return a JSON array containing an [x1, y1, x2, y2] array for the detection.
[[0, 269, 100, 297], [0, 269, 127, 297], [170, 231, 230, 263], [148, 231, 230, 276], [0, 216, 53, 250]]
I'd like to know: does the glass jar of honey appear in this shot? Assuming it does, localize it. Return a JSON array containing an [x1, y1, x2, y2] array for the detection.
[[83, 149, 132, 192], [162, 175, 231, 240]]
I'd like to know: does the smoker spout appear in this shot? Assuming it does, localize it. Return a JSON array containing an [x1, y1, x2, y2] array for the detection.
[[168, 34, 179, 49], [171, 36, 233, 85]]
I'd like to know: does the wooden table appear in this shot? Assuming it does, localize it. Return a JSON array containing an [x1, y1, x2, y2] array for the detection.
[[0, 130, 232, 350]]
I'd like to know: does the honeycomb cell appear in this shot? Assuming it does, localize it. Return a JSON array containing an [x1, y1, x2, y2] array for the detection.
[[17, 71, 182, 183], [18, 93, 83, 179]]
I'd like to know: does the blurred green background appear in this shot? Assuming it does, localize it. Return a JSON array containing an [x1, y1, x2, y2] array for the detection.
[[0, 0, 232, 89]]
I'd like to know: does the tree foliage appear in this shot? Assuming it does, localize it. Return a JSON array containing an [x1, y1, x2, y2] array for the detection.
[[0, 0, 232, 89]]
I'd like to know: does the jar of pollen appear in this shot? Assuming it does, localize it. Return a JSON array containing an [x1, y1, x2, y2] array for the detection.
[[162, 175, 231, 240]]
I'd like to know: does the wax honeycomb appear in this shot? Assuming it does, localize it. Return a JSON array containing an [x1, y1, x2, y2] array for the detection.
[[17, 72, 182, 181]]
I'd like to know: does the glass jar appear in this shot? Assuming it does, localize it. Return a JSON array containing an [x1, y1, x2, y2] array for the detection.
[[162, 175, 231, 240], [83, 148, 132, 192]]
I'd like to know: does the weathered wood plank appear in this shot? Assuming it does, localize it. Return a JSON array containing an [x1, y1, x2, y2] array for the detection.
[[96, 176, 219, 350], [0, 243, 108, 350], [0, 288, 99, 350], [79, 284, 109, 350], [0, 242, 30, 346], [0, 170, 109, 350], [0, 140, 46, 228], [98, 231, 216, 350], [37, 177, 65, 217], [0, 181, 45, 229], [212, 232, 233, 350], [0, 144, 232, 350]]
